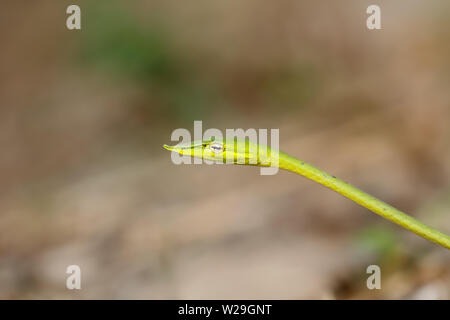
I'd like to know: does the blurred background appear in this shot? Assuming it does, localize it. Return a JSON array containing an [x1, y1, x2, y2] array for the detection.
[[0, 0, 450, 299]]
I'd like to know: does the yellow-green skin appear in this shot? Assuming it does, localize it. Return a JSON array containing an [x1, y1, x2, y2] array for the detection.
[[164, 138, 450, 249]]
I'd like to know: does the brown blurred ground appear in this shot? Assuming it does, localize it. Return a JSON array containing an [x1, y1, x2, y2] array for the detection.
[[0, 0, 449, 299]]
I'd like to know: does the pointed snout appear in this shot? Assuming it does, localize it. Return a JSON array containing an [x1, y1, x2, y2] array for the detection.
[[163, 144, 174, 151], [163, 144, 184, 154]]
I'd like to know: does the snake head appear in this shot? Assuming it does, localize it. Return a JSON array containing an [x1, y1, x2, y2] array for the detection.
[[163, 138, 222, 161], [163, 137, 272, 165]]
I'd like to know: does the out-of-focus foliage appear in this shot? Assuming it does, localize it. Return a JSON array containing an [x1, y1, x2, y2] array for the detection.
[[357, 226, 399, 259], [81, 2, 177, 83]]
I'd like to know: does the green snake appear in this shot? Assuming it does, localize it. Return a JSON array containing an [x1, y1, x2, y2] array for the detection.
[[164, 138, 450, 249]]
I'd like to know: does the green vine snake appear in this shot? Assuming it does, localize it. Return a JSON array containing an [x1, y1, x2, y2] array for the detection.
[[164, 138, 450, 249]]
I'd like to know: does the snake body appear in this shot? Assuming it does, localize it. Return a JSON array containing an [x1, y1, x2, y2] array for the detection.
[[164, 138, 450, 249]]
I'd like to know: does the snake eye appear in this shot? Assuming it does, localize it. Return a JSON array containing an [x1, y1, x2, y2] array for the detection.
[[209, 143, 223, 154]]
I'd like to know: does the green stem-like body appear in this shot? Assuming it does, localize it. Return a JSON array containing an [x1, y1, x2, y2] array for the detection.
[[279, 152, 450, 249], [164, 139, 450, 249]]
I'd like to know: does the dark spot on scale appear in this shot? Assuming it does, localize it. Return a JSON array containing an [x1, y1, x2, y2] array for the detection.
[[301, 162, 305, 165], [332, 176, 336, 178]]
